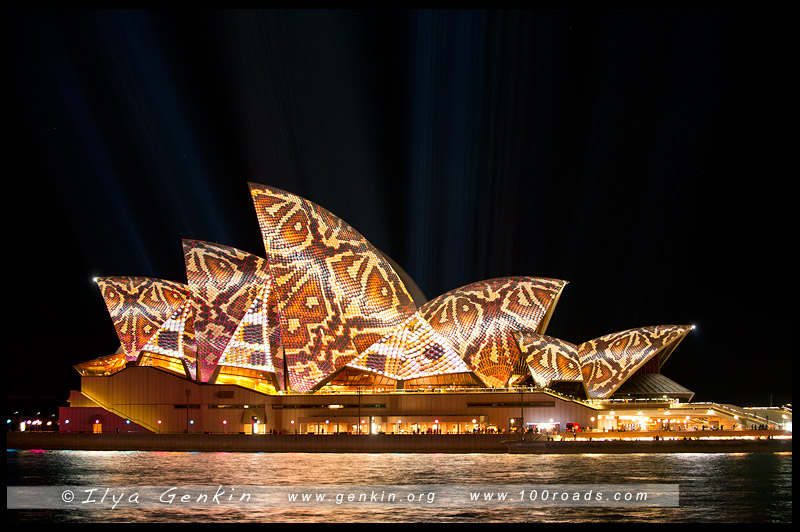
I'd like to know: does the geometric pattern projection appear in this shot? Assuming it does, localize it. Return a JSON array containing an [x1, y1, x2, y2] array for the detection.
[[141, 299, 197, 379], [183, 240, 271, 383], [95, 276, 191, 361], [419, 277, 568, 388], [577, 325, 693, 399], [516, 332, 583, 388], [249, 183, 417, 393], [90, 183, 694, 397], [347, 312, 471, 381], [218, 279, 284, 389]]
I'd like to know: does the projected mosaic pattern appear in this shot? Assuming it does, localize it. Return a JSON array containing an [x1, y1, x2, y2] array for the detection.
[[218, 279, 284, 390], [89, 184, 695, 396], [183, 240, 271, 383], [516, 332, 583, 387], [96, 277, 191, 361], [141, 300, 197, 379], [419, 277, 567, 388], [347, 312, 471, 381], [577, 325, 693, 399], [249, 183, 417, 392]]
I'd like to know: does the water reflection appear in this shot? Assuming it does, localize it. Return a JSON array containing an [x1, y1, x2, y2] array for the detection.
[[7, 451, 792, 523]]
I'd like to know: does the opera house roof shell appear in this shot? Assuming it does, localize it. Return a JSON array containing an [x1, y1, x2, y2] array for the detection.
[[83, 183, 693, 398]]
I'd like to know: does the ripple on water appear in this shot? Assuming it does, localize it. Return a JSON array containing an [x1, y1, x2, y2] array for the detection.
[[6, 450, 792, 523]]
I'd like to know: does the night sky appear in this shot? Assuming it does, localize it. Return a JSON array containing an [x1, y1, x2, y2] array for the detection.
[[8, 9, 792, 408]]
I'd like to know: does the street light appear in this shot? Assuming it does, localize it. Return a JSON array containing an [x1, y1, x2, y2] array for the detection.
[[185, 389, 191, 433]]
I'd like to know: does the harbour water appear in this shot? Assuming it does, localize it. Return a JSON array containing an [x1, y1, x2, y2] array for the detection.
[[6, 450, 792, 523]]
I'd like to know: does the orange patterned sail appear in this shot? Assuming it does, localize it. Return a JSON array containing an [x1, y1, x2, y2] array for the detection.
[[249, 183, 417, 392], [348, 312, 471, 381], [419, 277, 567, 388], [217, 278, 284, 389], [141, 299, 197, 378], [516, 332, 582, 387], [89, 184, 695, 398], [183, 240, 272, 383], [578, 325, 693, 399], [96, 277, 191, 361]]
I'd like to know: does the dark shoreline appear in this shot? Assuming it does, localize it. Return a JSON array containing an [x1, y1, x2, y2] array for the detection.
[[6, 432, 792, 454]]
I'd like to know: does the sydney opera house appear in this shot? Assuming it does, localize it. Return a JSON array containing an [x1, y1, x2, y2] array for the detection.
[[59, 183, 712, 436]]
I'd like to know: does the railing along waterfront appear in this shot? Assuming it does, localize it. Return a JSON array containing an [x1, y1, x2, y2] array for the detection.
[[274, 386, 597, 408]]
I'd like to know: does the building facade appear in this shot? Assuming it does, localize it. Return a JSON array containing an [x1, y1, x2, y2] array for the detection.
[[60, 183, 701, 435]]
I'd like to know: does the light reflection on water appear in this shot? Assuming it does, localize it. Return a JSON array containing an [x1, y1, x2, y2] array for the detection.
[[6, 451, 792, 523]]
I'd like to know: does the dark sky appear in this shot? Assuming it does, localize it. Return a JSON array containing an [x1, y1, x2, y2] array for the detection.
[[7, 9, 792, 407]]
